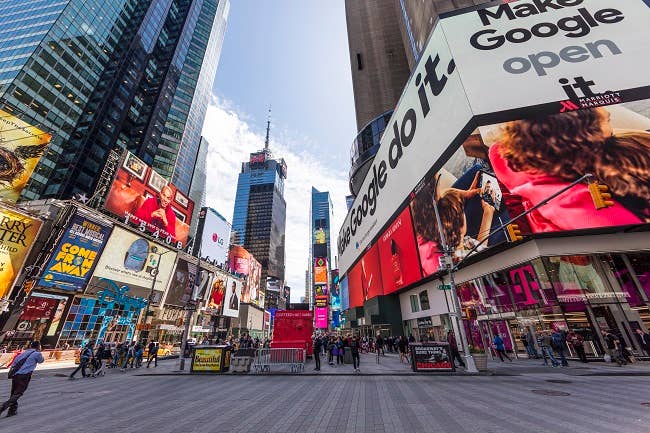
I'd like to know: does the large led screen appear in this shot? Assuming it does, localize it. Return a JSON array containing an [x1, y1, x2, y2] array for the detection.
[[104, 152, 194, 248], [348, 244, 383, 308], [0, 109, 51, 203], [197, 207, 231, 267], [0, 205, 41, 299], [377, 207, 421, 294], [89, 226, 176, 303], [39, 211, 111, 292]]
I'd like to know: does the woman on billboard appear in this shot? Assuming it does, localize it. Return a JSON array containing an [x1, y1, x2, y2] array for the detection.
[[411, 171, 496, 276], [487, 107, 649, 231]]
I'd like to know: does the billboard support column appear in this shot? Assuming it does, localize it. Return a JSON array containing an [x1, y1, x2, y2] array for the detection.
[[432, 198, 478, 374]]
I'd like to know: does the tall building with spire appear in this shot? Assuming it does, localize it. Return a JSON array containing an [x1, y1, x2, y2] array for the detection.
[[231, 110, 287, 309]]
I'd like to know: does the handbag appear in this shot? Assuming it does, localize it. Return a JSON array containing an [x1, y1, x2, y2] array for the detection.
[[8, 350, 35, 379]]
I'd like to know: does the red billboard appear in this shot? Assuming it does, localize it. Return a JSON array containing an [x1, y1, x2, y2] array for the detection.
[[104, 152, 194, 248], [377, 207, 421, 294], [348, 244, 383, 307]]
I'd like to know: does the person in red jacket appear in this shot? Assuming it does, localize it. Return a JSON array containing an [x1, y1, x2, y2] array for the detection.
[[488, 108, 647, 232]]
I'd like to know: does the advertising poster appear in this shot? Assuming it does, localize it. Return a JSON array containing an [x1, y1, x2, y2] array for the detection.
[[13, 293, 66, 341], [0, 109, 52, 202], [39, 212, 111, 291], [228, 245, 250, 275], [314, 306, 328, 329], [0, 206, 41, 299], [410, 343, 454, 372], [377, 207, 421, 294], [340, 277, 349, 311], [222, 276, 242, 318], [191, 347, 224, 372], [348, 244, 383, 307], [198, 207, 231, 267], [206, 271, 228, 314], [248, 255, 263, 307], [313, 227, 326, 244], [314, 257, 328, 285], [164, 258, 199, 307], [192, 268, 213, 304], [89, 226, 176, 301], [103, 151, 194, 248]]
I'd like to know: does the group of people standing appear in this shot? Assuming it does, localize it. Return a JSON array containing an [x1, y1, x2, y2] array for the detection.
[[69, 340, 160, 379], [312, 333, 361, 372]]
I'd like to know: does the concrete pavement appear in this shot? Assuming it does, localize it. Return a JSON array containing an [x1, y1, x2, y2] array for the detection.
[[1, 361, 649, 433]]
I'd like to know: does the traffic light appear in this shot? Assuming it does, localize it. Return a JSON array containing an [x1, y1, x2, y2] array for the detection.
[[506, 223, 523, 242], [588, 181, 614, 209]]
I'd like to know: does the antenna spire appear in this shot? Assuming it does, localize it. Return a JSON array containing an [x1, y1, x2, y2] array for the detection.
[[264, 105, 271, 151]]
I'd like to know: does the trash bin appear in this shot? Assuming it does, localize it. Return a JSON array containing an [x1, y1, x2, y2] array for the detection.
[[190, 345, 233, 373], [343, 348, 352, 364]]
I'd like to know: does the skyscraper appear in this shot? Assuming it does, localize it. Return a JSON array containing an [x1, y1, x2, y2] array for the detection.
[[309, 187, 332, 318], [231, 115, 287, 309], [0, 0, 229, 202], [345, 0, 489, 196]]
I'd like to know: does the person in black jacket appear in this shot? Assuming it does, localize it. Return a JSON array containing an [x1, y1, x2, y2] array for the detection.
[[350, 335, 361, 372], [147, 341, 158, 368], [70, 341, 94, 379], [313, 335, 322, 371]]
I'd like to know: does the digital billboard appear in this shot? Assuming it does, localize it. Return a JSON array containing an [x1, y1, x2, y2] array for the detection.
[[0, 109, 52, 202], [222, 276, 242, 318], [163, 257, 198, 307], [247, 255, 263, 307], [228, 245, 263, 307], [338, 0, 650, 305], [197, 207, 231, 267], [337, 0, 650, 276], [377, 207, 421, 294], [348, 244, 383, 307], [340, 276, 349, 311], [228, 245, 250, 275], [314, 257, 328, 285], [39, 212, 111, 292], [103, 151, 194, 248], [314, 306, 328, 329], [0, 205, 41, 299], [206, 270, 228, 315], [89, 226, 176, 303]]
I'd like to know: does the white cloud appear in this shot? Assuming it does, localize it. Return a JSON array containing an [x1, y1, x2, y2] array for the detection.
[[202, 97, 349, 303]]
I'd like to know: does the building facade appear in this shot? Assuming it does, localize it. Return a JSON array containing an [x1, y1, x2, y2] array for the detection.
[[231, 143, 287, 309], [309, 188, 333, 324], [0, 0, 228, 202]]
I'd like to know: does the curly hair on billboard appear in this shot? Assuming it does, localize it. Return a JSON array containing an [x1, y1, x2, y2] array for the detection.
[[499, 108, 611, 182]]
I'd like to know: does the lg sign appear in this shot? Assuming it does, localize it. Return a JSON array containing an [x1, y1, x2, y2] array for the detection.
[[211, 232, 225, 246], [198, 207, 231, 267]]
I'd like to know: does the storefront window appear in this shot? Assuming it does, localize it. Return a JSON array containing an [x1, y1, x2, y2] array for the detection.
[[419, 290, 430, 310], [409, 294, 419, 312]]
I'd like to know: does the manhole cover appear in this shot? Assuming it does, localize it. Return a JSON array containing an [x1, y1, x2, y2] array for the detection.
[[641, 403, 650, 407], [531, 389, 571, 396], [545, 379, 572, 384]]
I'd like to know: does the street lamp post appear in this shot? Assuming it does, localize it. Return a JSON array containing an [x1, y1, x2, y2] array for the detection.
[[432, 198, 479, 373]]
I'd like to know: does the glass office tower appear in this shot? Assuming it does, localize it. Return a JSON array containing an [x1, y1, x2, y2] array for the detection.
[[308, 187, 333, 314], [231, 147, 287, 309], [0, 0, 229, 201]]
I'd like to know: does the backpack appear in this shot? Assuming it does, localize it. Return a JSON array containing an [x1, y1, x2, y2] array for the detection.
[[8, 350, 36, 379], [551, 334, 563, 350]]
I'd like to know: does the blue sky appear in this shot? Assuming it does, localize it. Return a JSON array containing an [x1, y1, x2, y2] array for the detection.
[[203, 1, 355, 300]]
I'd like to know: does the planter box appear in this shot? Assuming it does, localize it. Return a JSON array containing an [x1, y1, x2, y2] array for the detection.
[[472, 353, 488, 371]]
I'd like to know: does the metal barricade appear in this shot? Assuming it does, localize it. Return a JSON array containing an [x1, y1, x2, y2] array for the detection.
[[252, 348, 306, 373]]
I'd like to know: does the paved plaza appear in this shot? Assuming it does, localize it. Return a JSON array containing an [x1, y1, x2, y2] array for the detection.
[[1, 355, 650, 433]]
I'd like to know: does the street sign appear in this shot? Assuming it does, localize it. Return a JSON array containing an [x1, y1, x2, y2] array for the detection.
[[438, 284, 452, 291]]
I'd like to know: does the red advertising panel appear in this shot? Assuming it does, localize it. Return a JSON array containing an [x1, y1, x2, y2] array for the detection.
[[104, 152, 194, 248], [378, 207, 421, 294], [314, 307, 328, 329], [228, 245, 250, 275], [348, 261, 363, 308], [348, 244, 383, 307]]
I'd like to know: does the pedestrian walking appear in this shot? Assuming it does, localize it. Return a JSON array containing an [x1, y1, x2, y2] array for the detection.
[[568, 331, 588, 363], [120, 341, 136, 370], [397, 336, 410, 365], [147, 341, 158, 368], [446, 331, 465, 368], [552, 330, 569, 367], [313, 334, 322, 371], [375, 334, 384, 356], [525, 330, 538, 359], [603, 330, 625, 366], [635, 328, 650, 356], [492, 334, 512, 362], [336, 337, 344, 365], [70, 341, 94, 379], [350, 335, 361, 372], [538, 332, 560, 367], [91, 342, 107, 377], [0, 341, 44, 417]]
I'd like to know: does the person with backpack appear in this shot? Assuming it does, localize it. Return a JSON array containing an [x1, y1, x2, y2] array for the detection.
[[91, 342, 107, 377], [538, 332, 560, 367], [335, 337, 344, 365], [375, 334, 384, 356], [0, 341, 44, 417], [134, 342, 144, 368], [551, 330, 569, 367], [70, 341, 94, 379], [350, 335, 361, 372], [147, 341, 159, 368]]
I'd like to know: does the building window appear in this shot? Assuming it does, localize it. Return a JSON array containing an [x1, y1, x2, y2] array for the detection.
[[410, 294, 419, 313], [419, 290, 430, 310]]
